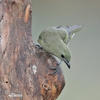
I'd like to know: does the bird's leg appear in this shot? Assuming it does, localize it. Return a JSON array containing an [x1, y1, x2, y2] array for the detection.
[[48, 64, 57, 75], [57, 60, 62, 66], [33, 42, 43, 49], [48, 66, 57, 70], [48, 61, 61, 75], [48, 70, 57, 75], [48, 66, 57, 75]]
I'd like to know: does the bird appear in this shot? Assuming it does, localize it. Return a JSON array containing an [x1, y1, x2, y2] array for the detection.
[[37, 25, 82, 70]]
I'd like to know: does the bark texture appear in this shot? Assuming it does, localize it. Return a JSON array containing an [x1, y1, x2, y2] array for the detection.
[[0, 0, 65, 100]]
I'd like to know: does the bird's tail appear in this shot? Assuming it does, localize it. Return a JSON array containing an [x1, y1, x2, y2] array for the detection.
[[66, 25, 82, 34]]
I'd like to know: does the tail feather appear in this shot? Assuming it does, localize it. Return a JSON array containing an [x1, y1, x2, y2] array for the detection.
[[67, 25, 82, 34]]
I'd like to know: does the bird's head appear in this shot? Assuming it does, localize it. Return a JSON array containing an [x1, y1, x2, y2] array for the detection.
[[53, 43, 71, 69]]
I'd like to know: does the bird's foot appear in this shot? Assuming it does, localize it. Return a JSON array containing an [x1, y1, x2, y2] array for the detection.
[[33, 42, 43, 49], [48, 60, 61, 75], [48, 66, 57, 75], [56, 60, 62, 66]]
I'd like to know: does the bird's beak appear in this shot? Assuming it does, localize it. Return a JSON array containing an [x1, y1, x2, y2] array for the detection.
[[62, 58, 71, 69]]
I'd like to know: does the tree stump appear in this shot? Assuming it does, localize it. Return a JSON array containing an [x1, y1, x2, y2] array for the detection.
[[0, 0, 65, 100]]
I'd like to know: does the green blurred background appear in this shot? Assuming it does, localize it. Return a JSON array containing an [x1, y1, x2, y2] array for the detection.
[[32, 0, 100, 100]]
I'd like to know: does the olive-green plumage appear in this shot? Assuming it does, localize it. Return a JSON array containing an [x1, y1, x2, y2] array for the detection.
[[38, 25, 82, 69]]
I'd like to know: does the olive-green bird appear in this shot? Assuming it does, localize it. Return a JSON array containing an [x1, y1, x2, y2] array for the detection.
[[38, 25, 82, 69]]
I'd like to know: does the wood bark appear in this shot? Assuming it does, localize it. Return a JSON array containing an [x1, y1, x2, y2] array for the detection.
[[0, 0, 65, 100]]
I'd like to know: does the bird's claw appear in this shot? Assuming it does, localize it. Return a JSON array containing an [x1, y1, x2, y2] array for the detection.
[[33, 42, 43, 49], [48, 66, 57, 75], [56, 61, 61, 66], [47, 60, 61, 75], [48, 66, 57, 70], [48, 70, 57, 75]]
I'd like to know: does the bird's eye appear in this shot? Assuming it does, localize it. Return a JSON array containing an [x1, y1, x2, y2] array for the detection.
[[61, 54, 64, 58]]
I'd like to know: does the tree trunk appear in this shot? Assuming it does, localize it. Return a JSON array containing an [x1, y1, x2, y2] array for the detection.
[[0, 0, 65, 100]]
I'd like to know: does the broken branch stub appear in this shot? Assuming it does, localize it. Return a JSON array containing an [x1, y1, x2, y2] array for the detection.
[[0, 0, 65, 100]]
